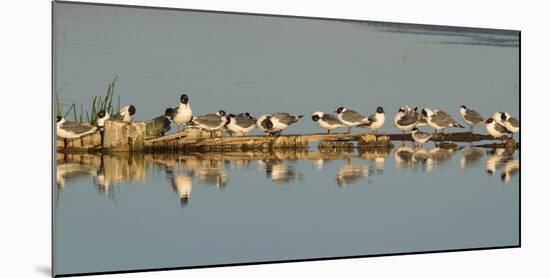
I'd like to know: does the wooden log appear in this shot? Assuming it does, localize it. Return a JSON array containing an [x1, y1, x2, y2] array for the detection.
[[56, 132, 101, 153], [388, 132, 499, 142], [357, 134, 393, 148], [103, 120, 146, 152]]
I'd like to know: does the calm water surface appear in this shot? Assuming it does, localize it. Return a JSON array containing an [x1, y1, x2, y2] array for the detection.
[[53, 3, 519, 275], [55, 143, 519, 274]]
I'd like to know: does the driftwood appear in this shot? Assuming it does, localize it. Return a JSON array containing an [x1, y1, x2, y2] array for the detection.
[[57, 121, 517, 154]]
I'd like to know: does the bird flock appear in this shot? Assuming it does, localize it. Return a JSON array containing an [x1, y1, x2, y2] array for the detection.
[[56, 94, 520, 148]]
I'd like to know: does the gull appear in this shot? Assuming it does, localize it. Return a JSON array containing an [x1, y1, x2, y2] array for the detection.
[[394, 106, 420, 133], [485, 118, 510, 142], [411, 127, 432, 148], [359, 106, 385, 133], [173, 94, 193, 132], [56, 116, 98, 149], [459, 105, 484, 132], [113, 105, 136, 122], [226, 112, 257, 136], [335, 107, 369, 133], [190, 110, 228, 138], [312, 112, 345, 133], [422, 108, 464, 133], [269, 112, 304, 135], [500, 112, 519, 138]]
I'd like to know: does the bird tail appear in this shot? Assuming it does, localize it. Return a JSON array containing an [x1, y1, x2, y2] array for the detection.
[[454, 123, 465, 128], [297, 115, 304, 119]]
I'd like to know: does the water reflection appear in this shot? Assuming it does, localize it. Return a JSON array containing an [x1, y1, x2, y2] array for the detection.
[[337, 162, 370, 186], [460, 147, 485, 169], [258, 160, 300, 184], [55, 145, 520, 206]]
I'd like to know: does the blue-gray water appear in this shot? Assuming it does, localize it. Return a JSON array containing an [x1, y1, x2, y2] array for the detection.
[[55, 146, 519, 275], [53, 2, 519, 276]]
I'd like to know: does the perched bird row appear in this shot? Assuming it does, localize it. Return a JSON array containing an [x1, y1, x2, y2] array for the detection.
[[56, 93, 520, 148]]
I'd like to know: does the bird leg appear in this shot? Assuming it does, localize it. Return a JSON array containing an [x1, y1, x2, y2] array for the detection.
[[469, 126, 473, 133], [327, 130, 330, 134], [347, 127, 351, 133]]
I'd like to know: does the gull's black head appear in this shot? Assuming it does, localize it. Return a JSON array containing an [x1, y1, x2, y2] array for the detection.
[[411, 127, 419, 133], [485, 118, 494, 124], [460, 105, 467, 110], [487, 169, 494, 176], [180, 94, 189, 104], [413, 107, 418, 112], [164, 108, 174, 118], [56, 115, 62, 123], [335, 107, 345, 114], [229, 113, 236, 118], [218, 110, 227, 116], [421, 109, 428, 117], [128, 105, 136, 116], [97, 110, 106, 118], [398, 107, 405, 113], [500, 112, 507, 121], [312, 114, 320, 122], [262, 117, 273, 129], [376, 106, 384, 113]]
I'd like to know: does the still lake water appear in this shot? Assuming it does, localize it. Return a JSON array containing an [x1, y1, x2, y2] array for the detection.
[[53, 2, 520, 275], [54, 143, 519, 274]]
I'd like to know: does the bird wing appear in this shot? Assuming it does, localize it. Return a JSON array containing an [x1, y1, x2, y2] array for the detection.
[[508, 117, 520, 128], [235, 114, 257, 127], [397, 111, 419, 126], [495, 123, 510, 133], [61, 123, 97, 134], [341, 110, 366, 122], [272, 112, 296, 125], [322, 114, 343, 125], [367, 113, 377, 123], [465, 109, 484, 123]]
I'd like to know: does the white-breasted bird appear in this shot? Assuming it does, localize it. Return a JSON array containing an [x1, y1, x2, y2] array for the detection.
[[335, 107, 370, 133], [485, 118, 511, 141], [113, 105, 136, 122], [500, 112, 519, 138], [256, 115, 275, 135], [189, 110, 228, 138], [312, 112, 345, 133], [226, 112, 257, 136], [96, 110, 110, 130], [459, 105, 484, 132], [173, 94, 193, 131], [359, 106, 385, 133], [394, 106, 420, 133], [411, 127, 432, 148], [421, 108, 464, 133], [56, 116, 98, 149], [269, 112, 304, 135]]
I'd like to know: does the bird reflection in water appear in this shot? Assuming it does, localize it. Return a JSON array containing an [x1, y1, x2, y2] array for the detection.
[[460, 147, 485, 169], [337, 161, 370, 186], [257, 159, 301, 184], [196, 160, 228, 188], [171, 174, 192, 206], [486, 148, 508, 176], [501, 159, 519, 183], [393, 146, 457, 172], [394, 146, 415, 169], [426, 147, 456, 171], [56, 163, 98, 188], [485, 148, 518, 183]]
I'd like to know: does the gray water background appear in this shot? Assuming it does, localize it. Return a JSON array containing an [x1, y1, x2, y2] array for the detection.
[[53, 2, 519, 276]]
